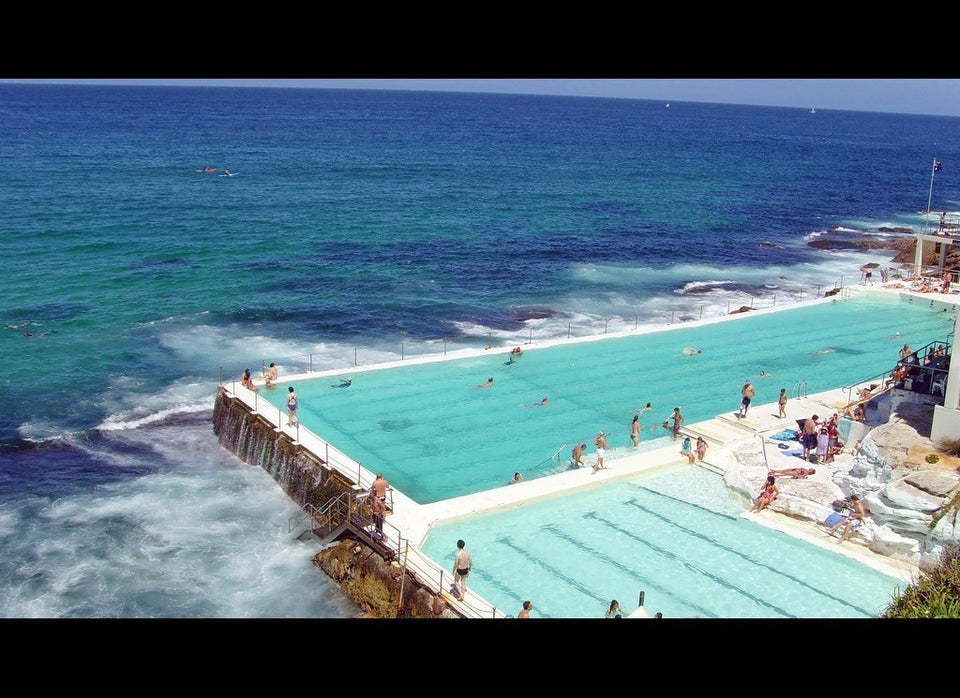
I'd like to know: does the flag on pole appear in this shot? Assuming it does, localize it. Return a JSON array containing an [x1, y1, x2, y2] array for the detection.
[[934, 159, 943, 173]]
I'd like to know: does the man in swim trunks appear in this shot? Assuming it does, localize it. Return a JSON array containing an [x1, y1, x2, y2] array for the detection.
[[592, 431, 608, 473], [828, 495, 867, 543], [453, 539, 473, 600], [371, 472, 389, 502], [571, 443, 587, 468], [738, 379, 755, 419]]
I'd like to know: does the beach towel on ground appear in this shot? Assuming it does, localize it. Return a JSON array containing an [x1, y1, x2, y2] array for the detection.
[[769, 429, 799, 441], [823, 512, 862, 533]]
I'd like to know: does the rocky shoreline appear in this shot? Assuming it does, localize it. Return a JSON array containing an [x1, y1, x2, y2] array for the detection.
[[723, 398, 960, 574], [808, 229, 960, 271]]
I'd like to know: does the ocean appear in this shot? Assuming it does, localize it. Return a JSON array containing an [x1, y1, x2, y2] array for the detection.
[[1, 83, 957, 618]]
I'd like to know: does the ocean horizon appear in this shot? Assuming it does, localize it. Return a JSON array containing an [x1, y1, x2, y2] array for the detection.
[[1, 83, 957, 618]]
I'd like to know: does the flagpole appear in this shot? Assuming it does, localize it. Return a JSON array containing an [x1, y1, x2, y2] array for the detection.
[[924, 157, 938, 234]]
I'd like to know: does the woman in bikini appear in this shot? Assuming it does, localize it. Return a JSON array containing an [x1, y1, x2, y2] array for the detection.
[[241, 368, 258, 392], [751, 476, 779, 512]]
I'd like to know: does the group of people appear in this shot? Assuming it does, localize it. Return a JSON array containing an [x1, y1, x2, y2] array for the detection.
[[799, 413, 841, 464], [680, 435, 708, 464], [559, 403, 701, 473], [240, 363, 280, 392]]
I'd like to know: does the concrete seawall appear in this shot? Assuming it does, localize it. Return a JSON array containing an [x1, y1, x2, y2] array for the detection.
[[212, 388, 449, 618]]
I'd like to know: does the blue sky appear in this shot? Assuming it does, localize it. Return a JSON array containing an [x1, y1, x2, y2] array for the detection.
[[5, 79, 960, 117]]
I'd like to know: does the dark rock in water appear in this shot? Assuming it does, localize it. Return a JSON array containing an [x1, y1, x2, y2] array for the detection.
[[729, 306, 753, 314], [824, 287, 842, 297]]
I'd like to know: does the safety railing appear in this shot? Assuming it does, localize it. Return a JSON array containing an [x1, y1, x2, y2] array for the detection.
[[296, 489, 506, 618]]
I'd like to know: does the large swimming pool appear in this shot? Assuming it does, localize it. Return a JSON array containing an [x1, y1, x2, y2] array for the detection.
[[420, 465, 907, 619], [263, 294, 954, 504]]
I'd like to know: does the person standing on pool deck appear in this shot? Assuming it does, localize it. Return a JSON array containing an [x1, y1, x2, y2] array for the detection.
[[778, 387, 788, 419], [738, 379, 755, 419], [286, 386, 299, 426], [592, 431, 608, 473], [666, 407, 684, 439], [453, 539, 472, 600], [371, 472, 389, 502], [630, 415, 641, 448]]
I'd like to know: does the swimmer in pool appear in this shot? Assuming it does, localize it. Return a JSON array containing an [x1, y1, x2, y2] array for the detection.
[[330, 377, 352, 388]]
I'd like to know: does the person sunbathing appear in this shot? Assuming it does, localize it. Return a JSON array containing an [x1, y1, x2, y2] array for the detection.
[[828, 495, 868, 543], [767, 467, 816, 479]]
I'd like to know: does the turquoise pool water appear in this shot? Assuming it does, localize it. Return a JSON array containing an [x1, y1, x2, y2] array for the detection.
[[263, 294, 954, 504], [420, 465, 907, 619]]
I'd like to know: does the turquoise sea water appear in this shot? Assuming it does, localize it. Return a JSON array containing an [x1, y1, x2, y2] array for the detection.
[[1, 83, 957, 617]]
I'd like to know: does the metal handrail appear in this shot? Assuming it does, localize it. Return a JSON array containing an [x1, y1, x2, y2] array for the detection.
[[297, 489, 505, 618]]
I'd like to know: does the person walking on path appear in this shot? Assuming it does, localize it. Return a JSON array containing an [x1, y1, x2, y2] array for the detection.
[[453, 539, 473, 601], [778, 387, 788, 419], [738, 379, 755, 419], [286, 386, 299, 426], [592, 431, 608, 473]]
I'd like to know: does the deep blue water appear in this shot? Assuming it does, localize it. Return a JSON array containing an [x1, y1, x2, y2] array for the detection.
[[0, 83, 957, 617]]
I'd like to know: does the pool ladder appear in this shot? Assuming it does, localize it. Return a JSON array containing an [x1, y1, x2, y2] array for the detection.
[[791, 380, 808, 399]]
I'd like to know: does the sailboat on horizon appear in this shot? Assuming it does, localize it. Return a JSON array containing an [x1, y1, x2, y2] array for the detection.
[[810, 107, 816, 114]]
